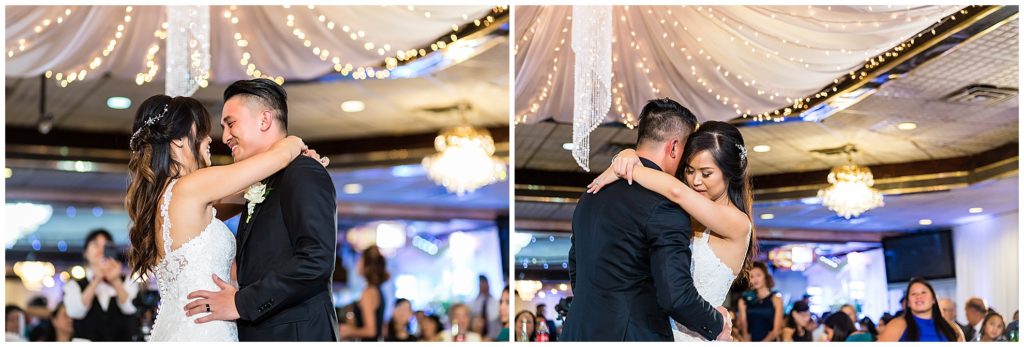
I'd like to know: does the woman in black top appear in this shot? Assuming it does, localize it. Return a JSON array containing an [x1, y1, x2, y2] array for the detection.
[[783, 301, 814, 342], [340, 245, 389, 341], [385, 298, 417, 342], [738, 262, 784, 341]]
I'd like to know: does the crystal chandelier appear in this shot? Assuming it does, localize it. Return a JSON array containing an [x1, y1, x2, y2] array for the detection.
[[817, 155, 884, 219], [422, 125, 507, 196]]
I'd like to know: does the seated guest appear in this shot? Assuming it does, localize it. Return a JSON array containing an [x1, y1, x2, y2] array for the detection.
[[783, 301, 813, 342], [470, 315, 489, 341], [6, 305, 27, 342], [1004, 310, 1018, 341], [514, 311, 536, 342], [440, 304, 482, 342], [980, 311, 1008, 342], [63, 229, 139, 341], [877, 313, 896, 335], [877, 278, 965, 342], [823, 312, 856, 342], [496, 286, 510, 342], [417, 314, 443, 342], [384, 298, 416, 342], [52, 303, 75, 342], [846, 317, 878, 341], [964, 297, 989, 341]]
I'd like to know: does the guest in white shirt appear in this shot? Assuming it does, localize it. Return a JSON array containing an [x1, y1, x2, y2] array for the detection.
[[470, 275, 500, 340], [964, 297, 988, 342], [62, 229, 139, 341]]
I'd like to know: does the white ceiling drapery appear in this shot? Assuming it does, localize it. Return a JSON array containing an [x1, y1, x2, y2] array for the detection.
[[6, 5, 496, 85], [514, 5, 963, 125]]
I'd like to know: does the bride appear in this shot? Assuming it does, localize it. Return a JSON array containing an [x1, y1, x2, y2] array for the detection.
[[124, 95, 321, 341], [587, 120, 756, 342]]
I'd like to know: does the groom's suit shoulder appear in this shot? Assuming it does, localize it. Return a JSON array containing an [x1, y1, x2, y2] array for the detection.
[[280, 156, 332, 184]]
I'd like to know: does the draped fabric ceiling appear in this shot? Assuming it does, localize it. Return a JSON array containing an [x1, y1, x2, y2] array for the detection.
[[6, 5, 496, 84], [514, 5, 964, 125]]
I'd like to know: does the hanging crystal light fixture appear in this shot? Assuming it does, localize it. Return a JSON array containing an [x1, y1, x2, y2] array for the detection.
[[422, 103, 507, 196], [817, 149, 884, 219]]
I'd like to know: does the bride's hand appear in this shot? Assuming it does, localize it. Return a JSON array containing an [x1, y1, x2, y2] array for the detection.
[[271, 135, 306, 158], [612, 149, 641, 184], [586, 167, 620, 194], [302, 147, 330, 168]]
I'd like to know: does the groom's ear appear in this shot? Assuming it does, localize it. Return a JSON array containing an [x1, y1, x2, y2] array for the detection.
[[258, 109, 274, 132], [668, 139, 681, 159]]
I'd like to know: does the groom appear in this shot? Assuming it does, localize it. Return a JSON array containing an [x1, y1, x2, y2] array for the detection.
[[184, 79, 340, 341], [561, 98, 731, 341]]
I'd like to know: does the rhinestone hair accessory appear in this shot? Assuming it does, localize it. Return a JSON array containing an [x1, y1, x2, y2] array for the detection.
[[736, 144, 748, 164], [129, 103, 170, 151]]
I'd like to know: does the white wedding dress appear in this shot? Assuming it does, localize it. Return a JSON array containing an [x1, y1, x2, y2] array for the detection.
[[671, 224, 751, 342], [150, 179, 238, 341]]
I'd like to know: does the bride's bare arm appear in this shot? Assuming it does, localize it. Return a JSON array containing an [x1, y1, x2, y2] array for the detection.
[[209, 148, 328, 221], [588, 149, 750, 241], [175, 136, 305, 205]]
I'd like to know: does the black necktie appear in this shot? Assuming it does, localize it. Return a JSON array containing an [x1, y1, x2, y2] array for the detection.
[[481, 296, 489, 336]]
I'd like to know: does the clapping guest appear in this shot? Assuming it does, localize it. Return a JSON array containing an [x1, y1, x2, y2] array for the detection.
[[980, 311, 1008, 342], [782, 301, 813, 342], [384, 299, 416, 342], [340, 245, 389, 341], [877, 278, 964, 342], [63, 229, 139, 341]]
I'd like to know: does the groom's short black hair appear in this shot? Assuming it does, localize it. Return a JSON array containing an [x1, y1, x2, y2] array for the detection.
[[635, 98, 698, 146], [224, 78, 288, 131]]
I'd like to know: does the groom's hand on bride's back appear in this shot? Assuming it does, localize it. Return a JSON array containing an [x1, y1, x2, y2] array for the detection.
[[716, 306, 733, 341], [184, 274, 240, 323]]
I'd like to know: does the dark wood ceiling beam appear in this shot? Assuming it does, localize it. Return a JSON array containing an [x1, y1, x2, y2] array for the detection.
[[5, 125, 509, 158], [515, 142, 1017, 202]]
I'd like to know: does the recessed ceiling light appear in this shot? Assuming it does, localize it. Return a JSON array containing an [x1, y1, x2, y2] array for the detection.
[[753, 145, 771, 153], [106, 97, 131, 110], [919, 219, 933, 226], [761, 213, 775, 220], [340, 100, 365, 113], [969, 207, 983, 214], [343, 183, 363, 195], [897, 122, 917, 131], [562, 143, 574, 151]]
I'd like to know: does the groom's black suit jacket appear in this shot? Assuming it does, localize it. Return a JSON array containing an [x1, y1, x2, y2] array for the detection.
[[234, 156, 340, 341], [561, 158, 724, 341]]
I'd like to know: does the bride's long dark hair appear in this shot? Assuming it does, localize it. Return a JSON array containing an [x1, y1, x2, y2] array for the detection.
[[125, 95, 211, 278], [677, 120, 757, 283]]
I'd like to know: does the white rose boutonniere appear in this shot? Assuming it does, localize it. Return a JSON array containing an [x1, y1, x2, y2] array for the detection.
[[244, 182, 271, 223]]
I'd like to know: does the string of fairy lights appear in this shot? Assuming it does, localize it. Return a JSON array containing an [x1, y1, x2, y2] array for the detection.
[[224, 5, 285, 85], [6, 7, 76, 59], [514, 12, 570, 125], [515, 5, 972, 125], [135, 18, 168, 86], [12, 6, 505, 89], [42, 6, 133, 88]]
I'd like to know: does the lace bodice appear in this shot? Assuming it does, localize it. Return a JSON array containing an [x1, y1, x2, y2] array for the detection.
[[673, 225, 751, 341], [150, 179, 238, 341]]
